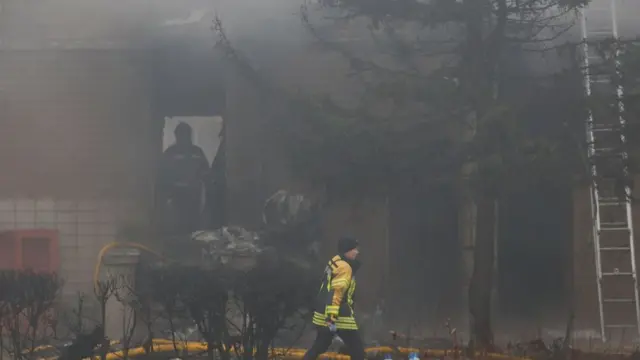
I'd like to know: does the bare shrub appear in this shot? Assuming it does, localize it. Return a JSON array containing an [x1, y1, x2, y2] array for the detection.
[[0, 270, 61, 360]]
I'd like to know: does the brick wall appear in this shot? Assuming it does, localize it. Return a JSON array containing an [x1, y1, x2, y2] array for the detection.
[[0, 50, 157, 300]]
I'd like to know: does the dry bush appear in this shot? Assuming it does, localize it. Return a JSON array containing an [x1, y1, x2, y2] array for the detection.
[[0, 270, 61, 360]]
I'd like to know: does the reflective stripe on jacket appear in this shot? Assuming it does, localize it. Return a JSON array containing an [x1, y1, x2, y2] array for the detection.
[[312, 255, 357, 330]]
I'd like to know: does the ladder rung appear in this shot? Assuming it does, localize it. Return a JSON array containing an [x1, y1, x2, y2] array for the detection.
[[602, 272, 633, 276], [592, 123, 622, 129], [603, 298, 635, 303], [599, 197, 624, 202], [594, 147, 617, 153], [587, 30, 615, 36], [592, 151, 623, 158], [600, 247, 631, 251], [598, 200, 627, 206], [600, 222, 628, 227], [598, 200, 626, 206], [605, 324, 637, 328], [592, 127, 618, 132], [599, 227, 630, 231]]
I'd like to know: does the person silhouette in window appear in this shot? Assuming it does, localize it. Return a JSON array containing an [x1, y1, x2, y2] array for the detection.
[[157, 122, 210, 234]]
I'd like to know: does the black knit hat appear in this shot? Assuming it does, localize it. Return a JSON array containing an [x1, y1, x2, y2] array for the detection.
[[338, 237, 359, 254]]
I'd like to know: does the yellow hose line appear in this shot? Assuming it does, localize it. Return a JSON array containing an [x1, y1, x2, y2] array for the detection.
[[34, 340, 530, 360], [93, 242, 169, 293], [108, 344, 528, 360]]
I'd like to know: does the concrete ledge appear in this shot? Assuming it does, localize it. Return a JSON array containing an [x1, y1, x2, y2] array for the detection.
[[102, 248, 141, 341]]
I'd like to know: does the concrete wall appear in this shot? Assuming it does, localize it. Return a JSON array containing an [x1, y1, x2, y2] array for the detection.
[[0, 50, 156, 302]]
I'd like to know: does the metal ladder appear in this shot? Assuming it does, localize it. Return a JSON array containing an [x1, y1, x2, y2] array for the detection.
[[580, 0, 640, 342]]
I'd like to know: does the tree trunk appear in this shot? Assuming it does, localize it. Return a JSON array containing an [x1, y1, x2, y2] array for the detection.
[[468, 195, 497, 352], [460, 0, 504, 350]]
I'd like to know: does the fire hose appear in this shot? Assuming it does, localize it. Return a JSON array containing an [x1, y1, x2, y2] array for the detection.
[[35, 339, 528, 360]]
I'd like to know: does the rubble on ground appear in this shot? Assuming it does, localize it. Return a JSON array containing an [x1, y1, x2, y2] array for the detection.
[[189, 189, 321, 272]]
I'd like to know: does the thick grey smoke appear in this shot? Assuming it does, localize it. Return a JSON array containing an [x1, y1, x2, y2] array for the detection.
[[0, 0, 309, 57]]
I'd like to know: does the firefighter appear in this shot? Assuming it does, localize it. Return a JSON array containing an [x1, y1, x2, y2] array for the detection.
[[157, 122, 210, 234], [303, 237, 365, 360]]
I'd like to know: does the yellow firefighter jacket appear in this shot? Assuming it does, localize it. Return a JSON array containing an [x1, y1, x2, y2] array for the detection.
[[312, 255, 358, 330]]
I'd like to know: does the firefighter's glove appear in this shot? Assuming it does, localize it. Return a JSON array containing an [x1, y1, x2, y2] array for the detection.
[[325, 305, 339, 332], [326, 316, 337, 333]]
